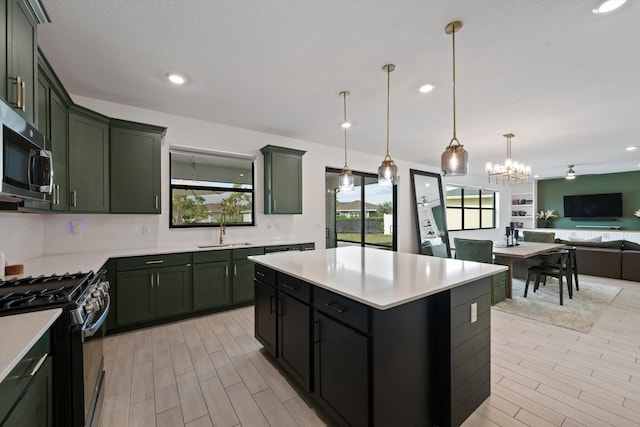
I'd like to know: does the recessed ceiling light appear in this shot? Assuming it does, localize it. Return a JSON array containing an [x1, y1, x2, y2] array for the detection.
[[626, 146, 637, 151], [166, 73, 186, 85], [341, 122, 351, 129], [418, 84, 435, 93], [592, 0, 627, 14], [534, 174, 540, 178]]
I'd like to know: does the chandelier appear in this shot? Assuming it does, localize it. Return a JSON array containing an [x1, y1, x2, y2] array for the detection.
[[485, 133, 531, 183]]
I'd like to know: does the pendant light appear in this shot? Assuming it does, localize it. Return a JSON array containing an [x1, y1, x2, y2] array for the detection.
[[378, 64, 398, 186], [441, 21, 468, 176], [338, 90, 354, 191]]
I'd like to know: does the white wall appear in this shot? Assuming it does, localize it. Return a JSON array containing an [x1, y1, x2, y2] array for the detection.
[[0, 95, 513, 263]]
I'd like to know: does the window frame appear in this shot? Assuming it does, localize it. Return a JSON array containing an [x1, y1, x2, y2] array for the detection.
[[445, 186, 497, 231], [169, 150, 256, 229], [326, 167, 398, 251]]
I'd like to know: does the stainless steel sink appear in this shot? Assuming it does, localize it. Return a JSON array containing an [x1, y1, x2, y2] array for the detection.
[[197, 242, 252, 249]]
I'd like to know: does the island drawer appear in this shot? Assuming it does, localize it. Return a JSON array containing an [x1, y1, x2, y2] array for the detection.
[[254, 264, 276, 287], [314, 287, 369, 333], [278, 273, 311, 303]]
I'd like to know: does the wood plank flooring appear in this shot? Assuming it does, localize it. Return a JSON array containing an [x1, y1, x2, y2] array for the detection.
[[99, 276, 640, 427]]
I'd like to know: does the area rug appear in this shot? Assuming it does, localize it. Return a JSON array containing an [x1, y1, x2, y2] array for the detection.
[[492, 278, 621, 333]]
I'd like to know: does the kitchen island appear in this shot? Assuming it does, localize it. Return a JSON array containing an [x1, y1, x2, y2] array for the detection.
[[250, 247, 507, 427]]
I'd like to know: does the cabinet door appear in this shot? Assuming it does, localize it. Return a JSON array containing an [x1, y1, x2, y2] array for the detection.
[[314, 311, 369, 427], [110, 126, 161, 213], [116, 269, 154, 326], [154, 265, 191, 318], [271, 151, 302, 214], [7, 0, 37, 124], [2, 356, 53, 427], [232, 259, 255, 303], [279, 292, 311, 391], [49, 90, 68, 211], [193, 261, 231, 311], [254, 280, 277, 357], [68, 111, 109, 212]]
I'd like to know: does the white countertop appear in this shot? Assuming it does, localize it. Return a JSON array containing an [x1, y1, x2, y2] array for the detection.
[[249, 247, 507, 310], [3, 240, 313, 279], [0, 309, 62, 383]]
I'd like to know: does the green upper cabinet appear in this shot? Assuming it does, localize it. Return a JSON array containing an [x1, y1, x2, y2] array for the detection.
[[110, 120, 165, 214], [36, 52, 71, 211], [3, 0, 47, 124], [261, 145, 305, 214], [68, 106, 110, 212]]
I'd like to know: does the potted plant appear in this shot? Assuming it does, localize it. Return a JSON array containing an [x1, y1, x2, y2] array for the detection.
[[634, 209, 640, 219], [536, 209, 558, 228]]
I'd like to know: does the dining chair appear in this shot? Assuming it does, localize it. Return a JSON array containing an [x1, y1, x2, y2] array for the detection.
[[524, 249, 572, 305], [540, 245, 579, 292], [453, 238, 507, 305], [522, 231, 556, 243]]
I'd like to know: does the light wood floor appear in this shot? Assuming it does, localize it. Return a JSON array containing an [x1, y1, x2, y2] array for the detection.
[[99, 275, 640, 427]]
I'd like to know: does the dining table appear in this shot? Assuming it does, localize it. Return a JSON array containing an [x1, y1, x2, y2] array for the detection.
[[493, 241, 566, 298]]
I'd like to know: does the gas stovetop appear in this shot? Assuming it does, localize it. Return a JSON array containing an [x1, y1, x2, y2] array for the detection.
[[0, 271, 94, 313]]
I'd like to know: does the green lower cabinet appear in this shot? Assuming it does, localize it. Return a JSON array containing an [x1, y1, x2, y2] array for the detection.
[[193, 261, 231, 310], [1, 357, 53, 427], [116, 269, 155, 325], [232, 258, 257, 303], [232, 248, 265, 304], [117, 265, 191, 326]]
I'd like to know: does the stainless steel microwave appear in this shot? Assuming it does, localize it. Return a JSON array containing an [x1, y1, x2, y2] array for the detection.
[[0, 100, 53, 202]]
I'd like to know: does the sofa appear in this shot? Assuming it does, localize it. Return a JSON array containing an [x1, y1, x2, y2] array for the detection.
[[555, 239, 640, 281]]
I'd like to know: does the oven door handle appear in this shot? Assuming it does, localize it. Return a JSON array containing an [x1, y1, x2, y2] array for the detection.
[[82, 293, 111, 341]]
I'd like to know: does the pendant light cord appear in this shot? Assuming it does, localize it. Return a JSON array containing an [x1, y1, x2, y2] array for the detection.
[[386, 65, 391, 158], [343, 91, 348, 167]]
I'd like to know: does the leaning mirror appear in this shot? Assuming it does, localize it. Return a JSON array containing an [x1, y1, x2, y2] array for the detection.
[[410, 169, 451, 258]]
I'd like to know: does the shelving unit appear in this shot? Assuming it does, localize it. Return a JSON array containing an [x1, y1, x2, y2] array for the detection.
[[510, 183, 535, 229]]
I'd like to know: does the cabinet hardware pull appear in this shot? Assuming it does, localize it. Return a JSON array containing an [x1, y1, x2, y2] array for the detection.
[[21, 80, 26, 112], [52, 185, 57, 204], [157, 273, 160, 287], [155, 195, 158, 210], [270, 296, 276, 314], [273, 199, 277, 212], [145, 260, 164, 265], [72, 190, 77, 207], [313, 320, 320, 343], [234, 264, 237, 276], [150, 273, 154, 288], [256, 271, 265, 277], [281, 284, 296, 291], [226, 265, 229, 278], [324, 302, 345, 314], [56, 185, 60, 204], [6, 353, 48, 380]]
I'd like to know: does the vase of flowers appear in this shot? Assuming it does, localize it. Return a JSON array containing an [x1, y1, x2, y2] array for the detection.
[[536, 209, 558, 228]]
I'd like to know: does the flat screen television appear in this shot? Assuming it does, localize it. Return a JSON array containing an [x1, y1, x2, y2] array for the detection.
[[563, 193, 623, 218]]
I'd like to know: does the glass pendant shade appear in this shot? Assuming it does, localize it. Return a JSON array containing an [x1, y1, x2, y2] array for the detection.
[[339, 167, 354, 191], [378, 155, 398, 186], [441, 140, 468, 176]]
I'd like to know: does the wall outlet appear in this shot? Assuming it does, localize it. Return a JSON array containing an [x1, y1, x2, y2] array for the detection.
[[142, 225, 150, 235], [470, 302, 477, 323]]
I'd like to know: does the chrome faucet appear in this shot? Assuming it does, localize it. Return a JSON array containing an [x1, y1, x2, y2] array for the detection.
[[219, 214, 226, 244]]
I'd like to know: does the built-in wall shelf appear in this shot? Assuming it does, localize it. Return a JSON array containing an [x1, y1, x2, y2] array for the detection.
[[511, 184, 536, 229]]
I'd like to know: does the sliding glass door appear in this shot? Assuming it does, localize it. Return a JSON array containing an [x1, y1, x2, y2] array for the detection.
[[325, 168, 397, 250]]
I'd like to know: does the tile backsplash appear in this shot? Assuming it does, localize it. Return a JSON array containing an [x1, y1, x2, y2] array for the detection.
[[0, 213, 44, 265]]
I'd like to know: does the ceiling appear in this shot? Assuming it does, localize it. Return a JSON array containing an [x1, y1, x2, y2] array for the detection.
[[38, 0, 640, 180]]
